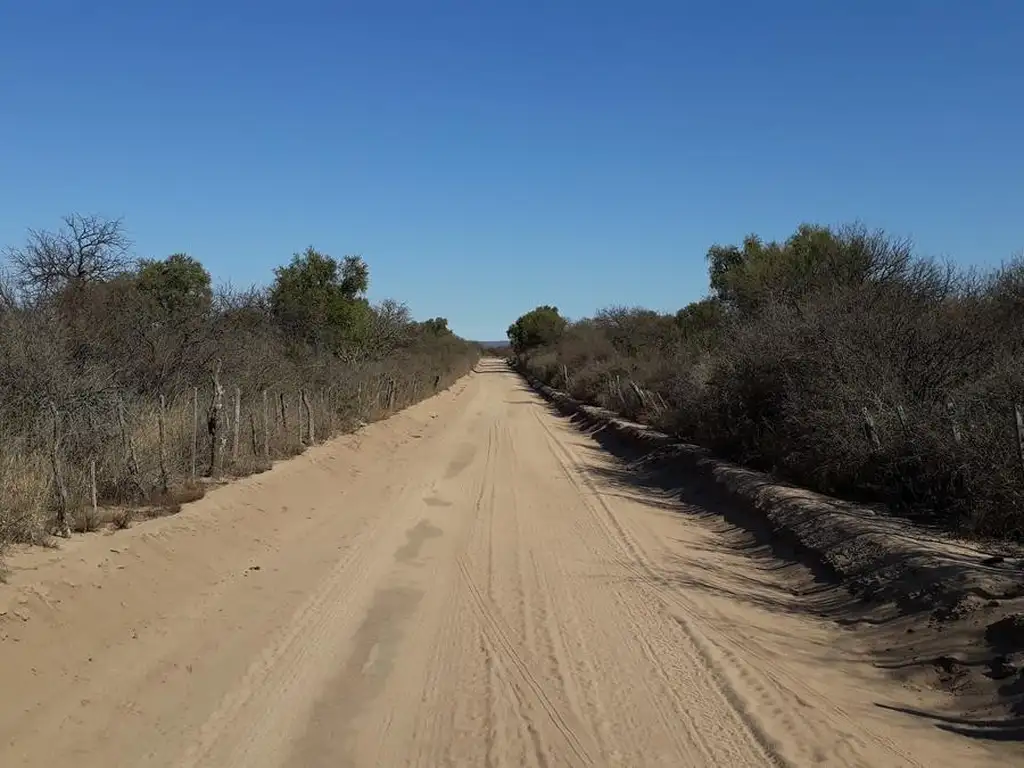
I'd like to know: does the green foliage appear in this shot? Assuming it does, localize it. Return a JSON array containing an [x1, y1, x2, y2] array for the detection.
[[270, 247, 371, 351], [707, 223, 915, 313], [673, 298, 725, 342], [419, 317, 451, 336], [136, 253, 212, 316], [507, 305, 567, 356]]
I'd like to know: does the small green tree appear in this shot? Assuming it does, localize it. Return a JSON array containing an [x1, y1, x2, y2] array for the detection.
[[507, 305, 567, 356]]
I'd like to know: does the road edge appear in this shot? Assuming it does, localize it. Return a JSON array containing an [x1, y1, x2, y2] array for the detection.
[[513, 365, 1024, 621]]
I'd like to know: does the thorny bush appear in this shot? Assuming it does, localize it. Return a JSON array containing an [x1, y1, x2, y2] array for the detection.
[[510, 223, 1024, 540], [0, 215, 478, 556]]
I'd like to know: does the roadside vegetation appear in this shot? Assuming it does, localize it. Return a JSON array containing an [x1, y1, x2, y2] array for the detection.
[[508, 223, 1024, 540], [0, 213, 477, 554]]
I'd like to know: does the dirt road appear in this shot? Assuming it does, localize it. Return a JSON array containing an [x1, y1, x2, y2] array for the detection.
[[0, 360, 1016, 767]]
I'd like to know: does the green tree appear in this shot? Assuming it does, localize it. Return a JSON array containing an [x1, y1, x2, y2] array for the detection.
[[136, 253, 212, 316], [674, 298, 725, 340], [419, 317, 451, 336], [269, 247, 370, 351], [507, 305, 567, 356], [707, 224, 915, 314]]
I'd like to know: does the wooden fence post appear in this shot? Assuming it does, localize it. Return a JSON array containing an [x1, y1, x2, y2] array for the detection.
[[262, 389, 270, 460], [1015, 404, 1024, 479], [191, 386, 199, 480], [49, 403, 70, 538], [279, 392, 288, 439], [250, 411, 259, 456], [158, 394, 170, 494], [297, 391, 304, 446], [302, 389, 315, 444], [862, 407, 881, 451], [207, 362, 225, 477], [232, 386, 241, 461], [90, 459, 98, 526], [629, 380, 647, 409]]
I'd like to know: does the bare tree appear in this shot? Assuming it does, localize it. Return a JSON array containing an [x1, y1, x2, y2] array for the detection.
[[365, 299, 412, 357], [0, 267, 16, 311], [5, 214, 132, 300]]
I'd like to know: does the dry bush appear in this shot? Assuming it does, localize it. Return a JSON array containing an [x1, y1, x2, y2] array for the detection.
[[0, 215, 479, 555], [518, 225, 1024, 540]]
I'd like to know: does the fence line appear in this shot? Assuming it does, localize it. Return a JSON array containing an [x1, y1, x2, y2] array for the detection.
[[21, 362, 469, 536]]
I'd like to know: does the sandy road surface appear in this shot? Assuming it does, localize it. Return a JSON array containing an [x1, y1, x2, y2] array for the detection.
[[0, 359, 1017, 767]]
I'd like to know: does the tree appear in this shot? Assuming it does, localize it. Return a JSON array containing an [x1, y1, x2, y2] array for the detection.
[[269, 247, 371, 351], [593, 306, 677, 358], [419, 317, 451, 336], [0, 267, 15, 312], [507, 305, 567, 356], [706, 224, 917, 314], [5, 214, 132, 301], [136, 253, 212, 316], [674, 298, 725, 340], [339, 254, 369, 296], [362, 299, 413, 357]]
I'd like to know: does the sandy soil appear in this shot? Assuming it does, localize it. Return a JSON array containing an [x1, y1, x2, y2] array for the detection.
[[1, 359, 1020, 767]]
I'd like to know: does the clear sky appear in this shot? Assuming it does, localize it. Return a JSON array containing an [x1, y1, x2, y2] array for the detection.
[[1, 1, 1021, 340]]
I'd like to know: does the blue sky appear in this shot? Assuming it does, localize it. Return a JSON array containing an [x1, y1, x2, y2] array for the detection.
[[1, 1, 1021, 340]]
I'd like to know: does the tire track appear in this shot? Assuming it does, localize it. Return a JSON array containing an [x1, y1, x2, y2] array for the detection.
[[532, 410, 785, 767], [457, 558, 597, 767], [531, 405, 929, 767], [7, 360, 1015, 768], [177, 491, 405, 768]]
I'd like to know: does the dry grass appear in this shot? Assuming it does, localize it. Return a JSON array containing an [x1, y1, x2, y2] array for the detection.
[[0, 360, 474, 560], [0, 451, 52, 548]]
